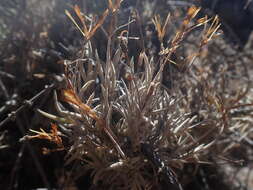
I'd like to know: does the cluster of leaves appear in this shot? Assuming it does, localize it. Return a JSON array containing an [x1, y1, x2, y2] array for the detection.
[[0, 0, 252, 189], [26, 1, 253, 189]]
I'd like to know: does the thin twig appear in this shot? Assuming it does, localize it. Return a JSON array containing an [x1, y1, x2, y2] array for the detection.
[[0, 83, 55, 130], [8, 144, 25, 190], [0, 77, 9, 99], [0, 70, 15, 79]]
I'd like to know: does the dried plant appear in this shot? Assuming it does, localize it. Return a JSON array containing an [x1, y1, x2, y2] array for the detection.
[[19, 1, 253, 190], [22, 4, 224, 189]]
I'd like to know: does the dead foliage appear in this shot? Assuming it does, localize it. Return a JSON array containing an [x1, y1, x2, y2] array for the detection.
[[1, 0, 253, 190]]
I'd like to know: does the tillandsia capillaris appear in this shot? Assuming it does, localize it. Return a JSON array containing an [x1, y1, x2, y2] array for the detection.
[[24, 2, 253, 190]]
